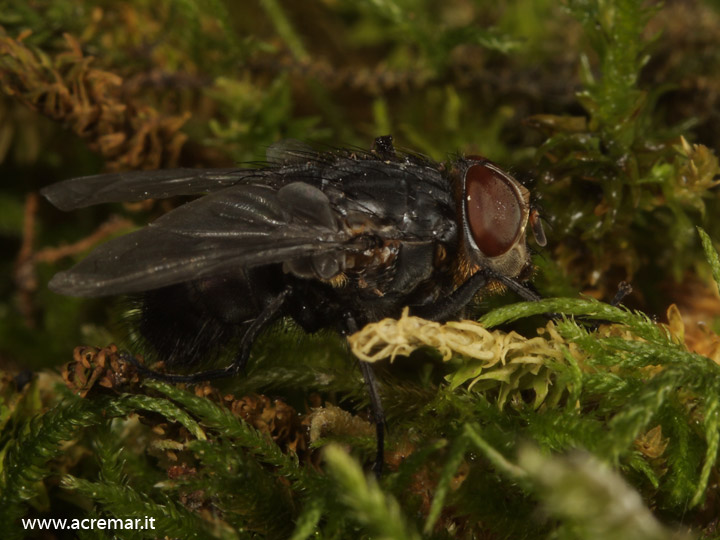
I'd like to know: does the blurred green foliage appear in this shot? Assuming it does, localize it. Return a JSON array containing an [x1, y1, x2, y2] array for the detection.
[[2, 0, 720, 538]]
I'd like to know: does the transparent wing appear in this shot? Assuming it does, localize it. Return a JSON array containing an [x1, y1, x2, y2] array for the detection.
[[40, 168, 261, 210], [41, 140, 325, 211], [48, 182, 349, 296]]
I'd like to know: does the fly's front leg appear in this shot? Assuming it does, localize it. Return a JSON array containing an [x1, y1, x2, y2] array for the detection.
[[410, 270, 490, 321], [485, 268, 542, 302], [345, 314, 385, 478], [411, 268, 541, 322], [124, 287, 291, 383]]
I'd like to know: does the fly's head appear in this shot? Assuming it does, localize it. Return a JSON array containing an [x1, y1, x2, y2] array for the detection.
[[452, 156, 546, 285]]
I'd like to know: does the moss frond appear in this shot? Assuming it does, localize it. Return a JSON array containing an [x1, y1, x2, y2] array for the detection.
[[145, 380, 308, 485], [0, 394, 126, 536], [61, 475, 216, 539], [324, 445, 421, 540], [518, 446, 686, 540]]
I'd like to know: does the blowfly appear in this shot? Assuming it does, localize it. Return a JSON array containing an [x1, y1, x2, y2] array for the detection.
[[42, 136, 546, 474]]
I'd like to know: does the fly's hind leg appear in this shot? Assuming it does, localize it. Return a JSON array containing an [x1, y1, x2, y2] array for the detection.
[[124, 287, 291, 383], [345, 314, 385, 478]]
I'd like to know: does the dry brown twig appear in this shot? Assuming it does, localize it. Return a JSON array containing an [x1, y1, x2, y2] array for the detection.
[[14, 193, 39, 327], [13, 190, 133, 327]]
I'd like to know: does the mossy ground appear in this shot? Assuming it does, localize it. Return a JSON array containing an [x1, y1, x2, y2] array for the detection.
[[2, 1, 720, 538]]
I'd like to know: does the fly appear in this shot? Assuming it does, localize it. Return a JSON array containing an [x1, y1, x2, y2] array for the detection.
[[41, 135, 546, 475]]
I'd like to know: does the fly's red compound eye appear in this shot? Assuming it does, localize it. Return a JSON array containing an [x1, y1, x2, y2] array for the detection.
[[465, 164, 524, 257]]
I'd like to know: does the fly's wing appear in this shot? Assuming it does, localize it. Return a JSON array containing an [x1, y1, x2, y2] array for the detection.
[[41, 140, 318, 211], [40, 168, 261, 211], [48, 182, 349, 297]]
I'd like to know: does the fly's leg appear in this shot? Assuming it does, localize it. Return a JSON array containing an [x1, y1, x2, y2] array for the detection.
[[411, 268, 541, 322], [410, 270, 490, 321], [610, 281, 633, 307], [345, 314, 385, 478], [360, 361, 385, 478], [123, 287, 291, 383], [583, 281, 634, 332], [485, 268, 542, 302], [372, 135, 396, 159]]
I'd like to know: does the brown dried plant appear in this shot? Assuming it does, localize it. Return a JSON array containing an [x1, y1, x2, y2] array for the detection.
[[0, 28, 189, 171]]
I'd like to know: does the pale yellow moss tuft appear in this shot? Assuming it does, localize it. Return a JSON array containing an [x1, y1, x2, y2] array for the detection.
[[348, 307, 499, 363], [348, 308, 573, 409], [349, 307, 565, 365]]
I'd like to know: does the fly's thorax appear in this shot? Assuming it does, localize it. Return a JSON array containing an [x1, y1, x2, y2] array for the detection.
[[449, 157, 534, 285]]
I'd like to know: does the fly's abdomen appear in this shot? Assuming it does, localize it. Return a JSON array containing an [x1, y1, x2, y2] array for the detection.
[[132, 268, 284, 366]]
